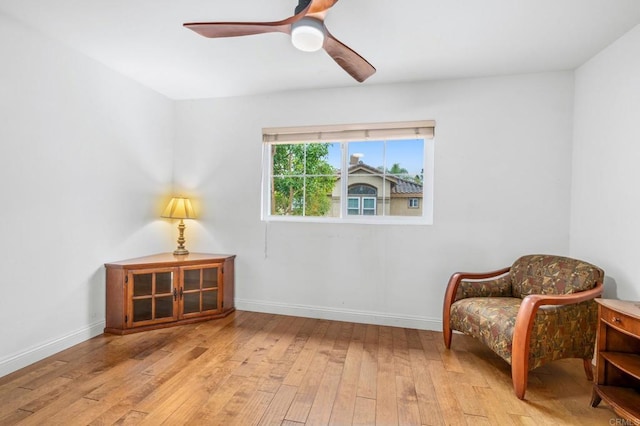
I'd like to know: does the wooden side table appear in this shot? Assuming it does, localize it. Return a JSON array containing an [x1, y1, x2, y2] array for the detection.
[[591, 299, 640, 423]]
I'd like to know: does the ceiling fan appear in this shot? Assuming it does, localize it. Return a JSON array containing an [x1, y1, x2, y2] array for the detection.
[[183, 0, 376, 82]]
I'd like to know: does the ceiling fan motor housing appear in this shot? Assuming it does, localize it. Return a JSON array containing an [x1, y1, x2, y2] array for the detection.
[[291, 17, 326, 52], [295, 0, 312, 15]]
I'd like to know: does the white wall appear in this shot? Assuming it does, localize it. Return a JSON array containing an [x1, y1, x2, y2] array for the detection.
[[0, 10, 589, 378], [571, 24, 640, 301], [0, 13, 175, 376], [174, 72, 575, 330]]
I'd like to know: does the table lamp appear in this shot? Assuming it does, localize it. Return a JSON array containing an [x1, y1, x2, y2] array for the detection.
[[161, 197, 196, 255]]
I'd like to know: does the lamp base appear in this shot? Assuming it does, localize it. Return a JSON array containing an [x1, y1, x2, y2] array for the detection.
[[172, 219, 189, 256]]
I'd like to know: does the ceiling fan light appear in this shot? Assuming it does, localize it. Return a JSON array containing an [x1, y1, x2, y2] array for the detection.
[[291, 18, 325, 52]]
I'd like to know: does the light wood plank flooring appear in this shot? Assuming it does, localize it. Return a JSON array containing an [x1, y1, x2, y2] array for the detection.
[[0, 311, 623, 425]]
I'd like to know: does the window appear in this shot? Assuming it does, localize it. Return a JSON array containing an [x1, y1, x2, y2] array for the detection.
[[347, 196, 377, 215], [348, 185, 377, 215], [262, 120, 435, 224], [362, 197, 376, 215], [347, 197, 360, 215]]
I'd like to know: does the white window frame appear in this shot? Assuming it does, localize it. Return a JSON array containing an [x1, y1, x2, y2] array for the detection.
[[362, 197, 376, 215], [261, 120, 435, 225], [408, 198, 420, 209], [347, 197, 360, 215]]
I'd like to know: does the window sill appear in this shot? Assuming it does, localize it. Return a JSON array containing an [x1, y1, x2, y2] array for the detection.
[[261, 215, 432, 225]]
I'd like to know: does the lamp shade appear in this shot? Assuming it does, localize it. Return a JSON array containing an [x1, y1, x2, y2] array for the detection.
[[161, 197, 196, 219]]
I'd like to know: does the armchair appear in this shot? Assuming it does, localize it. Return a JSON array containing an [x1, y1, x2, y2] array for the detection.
[[443, 254, 604, 399]]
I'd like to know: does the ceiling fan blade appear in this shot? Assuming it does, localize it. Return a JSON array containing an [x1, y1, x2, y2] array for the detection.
[[323, 32, 376, 82], [184, 21, 290, 38], [308, 0, 340, 14], [184, 2, 312, 38]]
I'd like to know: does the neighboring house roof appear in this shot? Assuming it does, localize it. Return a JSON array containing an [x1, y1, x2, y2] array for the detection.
[[392, 179, 422, 194], [338, 162, 423, 196], [347, 163, 395, 179]]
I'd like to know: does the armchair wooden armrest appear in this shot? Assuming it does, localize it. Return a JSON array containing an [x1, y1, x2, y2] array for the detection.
[[511, 281, 604, 399], [442, 266, 511, 348]]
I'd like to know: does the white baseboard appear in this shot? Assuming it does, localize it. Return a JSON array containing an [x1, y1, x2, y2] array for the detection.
[[235, 298, 442, 331], [0, 320, 105, 378]]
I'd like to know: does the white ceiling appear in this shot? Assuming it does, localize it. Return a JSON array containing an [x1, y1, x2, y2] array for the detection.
[[1, 0, 639, 100]]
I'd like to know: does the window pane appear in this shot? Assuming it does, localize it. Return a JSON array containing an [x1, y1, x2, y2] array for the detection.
[[381, 139, 424, 217], [347, 197, 359, 215], [348, 184, 376, 195], [388, 178, 423, 217], [272, 174, 337, 217], [306, 142, 339, 175], [272, 177, 305, 216], [272, 144, 305, 176], [272, 143, 339, 176], [305, 177, 338, 217], [348, 141, 384, 175], [325, 142, 342, 170], [363, 197, 376, 215], [385, 139, 424, 181], [363, 198, 375, 209]]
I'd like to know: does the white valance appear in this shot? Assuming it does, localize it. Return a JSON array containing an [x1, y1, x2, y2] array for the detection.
[[263, 120, 435, 143]]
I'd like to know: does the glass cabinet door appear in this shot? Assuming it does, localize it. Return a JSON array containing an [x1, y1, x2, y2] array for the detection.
[[180, 264, 221, 317], [128, 268, 178, 326]]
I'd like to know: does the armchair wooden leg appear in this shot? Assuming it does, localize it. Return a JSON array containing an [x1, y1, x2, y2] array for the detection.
[[512, 362, 528, 400], [583, 358, 594, 381], [443, 320, 452, 349]]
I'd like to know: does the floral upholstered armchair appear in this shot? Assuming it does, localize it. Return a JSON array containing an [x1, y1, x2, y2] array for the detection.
[[442, 254, 604, 399]]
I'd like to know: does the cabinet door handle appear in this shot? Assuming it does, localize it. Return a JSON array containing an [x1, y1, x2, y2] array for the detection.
[[173, 288, 178, 301], [180, 288, 184, 300]]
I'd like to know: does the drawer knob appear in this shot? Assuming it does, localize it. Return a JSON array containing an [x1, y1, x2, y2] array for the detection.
[[612, 317, 622, 323]]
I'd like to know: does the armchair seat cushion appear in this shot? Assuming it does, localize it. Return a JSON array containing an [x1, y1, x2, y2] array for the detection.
[[450, 297, 519, 363], [450, 297, 599, 369]]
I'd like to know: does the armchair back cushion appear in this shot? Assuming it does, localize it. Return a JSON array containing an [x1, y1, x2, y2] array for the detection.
[[510, 254, 603, 298]]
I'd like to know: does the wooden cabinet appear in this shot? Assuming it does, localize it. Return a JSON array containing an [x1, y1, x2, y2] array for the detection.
[[591, 299, 640, 423], [104, 253, 235, 334]]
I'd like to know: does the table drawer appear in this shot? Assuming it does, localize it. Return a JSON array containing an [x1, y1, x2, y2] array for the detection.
[[602, 306, 640, 337]]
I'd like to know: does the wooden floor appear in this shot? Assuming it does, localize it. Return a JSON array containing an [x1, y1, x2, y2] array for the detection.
[[0, 311, 623, 425]]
